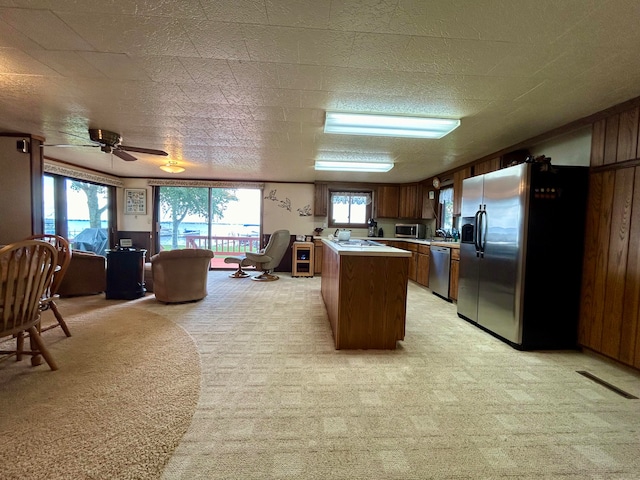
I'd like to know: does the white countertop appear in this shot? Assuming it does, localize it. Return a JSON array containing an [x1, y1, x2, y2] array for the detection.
[[319, 237, 460, 250], [321, 238, 411, 257]]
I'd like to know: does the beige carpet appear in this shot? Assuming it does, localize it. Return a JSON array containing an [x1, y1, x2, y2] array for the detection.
[[3, 271, 640, 479], [0, 295, 200, 480], [154, 271, 638, 479]]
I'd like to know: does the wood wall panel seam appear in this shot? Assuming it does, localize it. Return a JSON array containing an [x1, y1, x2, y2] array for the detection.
[[601, 169, 634, 358]]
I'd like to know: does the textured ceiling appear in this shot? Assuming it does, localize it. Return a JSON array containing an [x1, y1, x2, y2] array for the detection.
[[1, 0, 640, 183]]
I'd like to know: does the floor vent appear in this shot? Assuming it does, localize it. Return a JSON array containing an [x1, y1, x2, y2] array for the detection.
[[576, 370, 638, 399]]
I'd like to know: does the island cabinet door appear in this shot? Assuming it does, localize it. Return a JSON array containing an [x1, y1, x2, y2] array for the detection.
[[320, 244, 340, 336], [313, 239, 323, 274], [336, 255, 408, 349]]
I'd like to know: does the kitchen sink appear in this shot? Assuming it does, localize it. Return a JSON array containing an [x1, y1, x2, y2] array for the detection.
[[335, 239, 384, 247]]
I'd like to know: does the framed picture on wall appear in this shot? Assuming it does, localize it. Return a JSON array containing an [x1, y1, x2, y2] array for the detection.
[[124, 188, 146, 215]]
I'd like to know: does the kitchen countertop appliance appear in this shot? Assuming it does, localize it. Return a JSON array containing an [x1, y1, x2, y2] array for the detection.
[[367, 218, 378, 237], [429, 245, 451, 301], [395, 223, 426, 239], [456, 161, 588, 350], [334, 229, 351, 241]]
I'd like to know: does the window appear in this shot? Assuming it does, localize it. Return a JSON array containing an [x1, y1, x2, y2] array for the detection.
[[43, 173, 114, 255], [329, 190, 372, 228], [439, 186, 454, 233]]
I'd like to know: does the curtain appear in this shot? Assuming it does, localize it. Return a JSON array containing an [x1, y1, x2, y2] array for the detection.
[[331, 192, 372, 205]]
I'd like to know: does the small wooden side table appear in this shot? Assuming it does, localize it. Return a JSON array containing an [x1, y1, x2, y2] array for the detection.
[[292, 242, 314, 277]]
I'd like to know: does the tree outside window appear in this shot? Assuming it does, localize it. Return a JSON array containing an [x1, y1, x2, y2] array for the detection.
[[439, 186, 454, 233]]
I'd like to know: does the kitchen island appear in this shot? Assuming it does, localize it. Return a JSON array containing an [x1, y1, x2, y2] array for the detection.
[[320, 239, 411, 349]]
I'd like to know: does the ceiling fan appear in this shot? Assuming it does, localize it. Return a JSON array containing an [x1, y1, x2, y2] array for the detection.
[[43, 128, 168, 162]]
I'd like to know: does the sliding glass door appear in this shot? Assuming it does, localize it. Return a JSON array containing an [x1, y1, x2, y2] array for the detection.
[[156, 186, 261, 266]]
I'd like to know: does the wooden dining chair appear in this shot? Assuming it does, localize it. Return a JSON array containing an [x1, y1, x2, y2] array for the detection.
[[27, 234, 73, 336], [0, 240, 59, 370]]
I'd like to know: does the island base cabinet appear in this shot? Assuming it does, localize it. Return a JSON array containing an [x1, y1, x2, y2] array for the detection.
[[321, 245, 409, 349]]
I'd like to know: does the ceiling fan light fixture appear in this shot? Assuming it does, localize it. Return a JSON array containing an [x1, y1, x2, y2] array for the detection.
[[324, 112, 460, 139], [159, 161, 185, 173]]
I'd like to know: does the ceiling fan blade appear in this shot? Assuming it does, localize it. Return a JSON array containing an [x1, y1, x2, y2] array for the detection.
[[120, 145, 168, 156], [113, 149, 137, 162]]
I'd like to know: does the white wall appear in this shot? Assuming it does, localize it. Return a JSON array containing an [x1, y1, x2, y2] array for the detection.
[[262, 182, 315, 237], [528, 126, 591, 166], [118, 179, 152, 232]]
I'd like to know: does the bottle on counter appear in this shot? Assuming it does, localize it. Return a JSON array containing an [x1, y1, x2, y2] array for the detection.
[[378, 228, 383, 237]]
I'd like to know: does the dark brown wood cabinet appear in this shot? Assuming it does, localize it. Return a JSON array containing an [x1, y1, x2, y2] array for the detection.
[[376, 185, 400, 218], [399, 184, 419, 218], [401, 242, 418, 282], [313, 238, 323, 274], [452, 167, 472, 217], [314, 182, 328, 216], [416, 244, 430, 287], [321, 244, 409, 349], [449, 247, 459, 301]]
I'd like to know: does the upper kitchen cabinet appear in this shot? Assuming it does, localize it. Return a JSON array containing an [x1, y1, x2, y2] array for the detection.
[[314, 182, 328, 216], [399, 184, 420, 218], [376, 185, 400, 218], [452, 167, 472, 216]]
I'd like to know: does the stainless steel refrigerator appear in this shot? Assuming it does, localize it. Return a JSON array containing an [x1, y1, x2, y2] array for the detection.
[[456, 161, 588, 350]]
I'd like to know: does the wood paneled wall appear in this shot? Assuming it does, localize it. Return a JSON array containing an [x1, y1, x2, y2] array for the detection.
[[580, 105, 640, 369]]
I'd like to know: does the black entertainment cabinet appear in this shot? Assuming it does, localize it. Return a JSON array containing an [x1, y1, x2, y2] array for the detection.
[[105, 248, 147, 300]]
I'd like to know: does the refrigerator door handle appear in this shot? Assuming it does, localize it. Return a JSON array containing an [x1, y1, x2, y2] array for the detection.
[[480, 208, 488, 256], [474, 209, 482, 256]]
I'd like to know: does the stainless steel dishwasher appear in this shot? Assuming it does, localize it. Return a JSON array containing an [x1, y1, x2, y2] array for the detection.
[[429, 246, 451, 300]]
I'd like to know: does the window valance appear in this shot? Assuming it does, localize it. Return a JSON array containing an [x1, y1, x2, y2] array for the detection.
[[331, 191, 372, 205], [148, 179, 264, 189], [44, 160, 124, 187]]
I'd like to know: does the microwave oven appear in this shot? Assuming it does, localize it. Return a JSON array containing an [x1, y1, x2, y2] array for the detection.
[[395, 223, 426, 239]]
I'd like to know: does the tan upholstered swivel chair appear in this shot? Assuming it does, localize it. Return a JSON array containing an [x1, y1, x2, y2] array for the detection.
[[226, 229, 290, 281], [151, 248, 214, 303]]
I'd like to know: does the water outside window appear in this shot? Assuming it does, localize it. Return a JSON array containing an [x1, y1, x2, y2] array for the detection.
[[158, 187, 261, 257], [44, 175, 110, 255]]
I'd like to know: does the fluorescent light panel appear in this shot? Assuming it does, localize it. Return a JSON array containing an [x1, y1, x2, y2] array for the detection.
[[314, 160, 393, 172], [324, 112, 460, 139]]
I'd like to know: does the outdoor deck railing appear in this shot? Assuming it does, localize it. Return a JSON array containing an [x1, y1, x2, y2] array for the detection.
[[185, 235, 260, 256]]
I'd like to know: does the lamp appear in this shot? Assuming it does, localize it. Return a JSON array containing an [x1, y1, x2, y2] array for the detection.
[[159, 161, 185, 173], [314, 160, 393, 172], [324, 112, 460, 139]]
